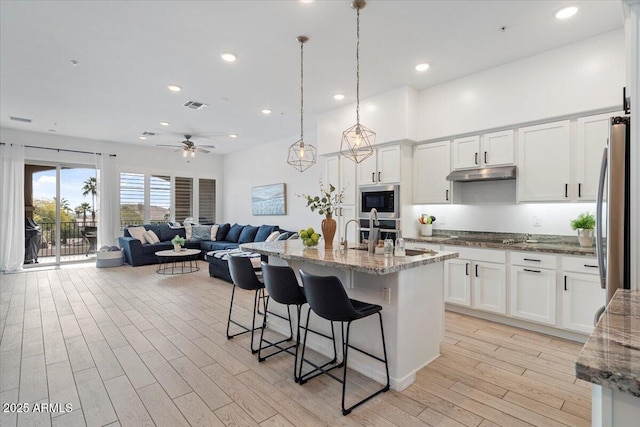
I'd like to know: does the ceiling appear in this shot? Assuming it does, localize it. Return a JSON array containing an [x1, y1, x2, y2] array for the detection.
[[0, 0, 624, 155]]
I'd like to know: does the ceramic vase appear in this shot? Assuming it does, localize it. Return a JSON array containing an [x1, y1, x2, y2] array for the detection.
[[322, 215, 337, 250], [421, 224, 433, 237], [577, 228, 594, 247], [173, 243, 182, 252]]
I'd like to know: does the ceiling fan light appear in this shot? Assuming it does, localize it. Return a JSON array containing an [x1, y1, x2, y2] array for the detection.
[[182, 149, 187, 158]]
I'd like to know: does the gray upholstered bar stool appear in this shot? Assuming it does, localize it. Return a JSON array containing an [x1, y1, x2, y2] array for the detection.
[[259, 262, 340, 382], [299, 270, 390, 416]]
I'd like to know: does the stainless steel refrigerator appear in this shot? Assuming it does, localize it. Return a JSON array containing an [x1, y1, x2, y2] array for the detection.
[[595, 116, 631, 321]]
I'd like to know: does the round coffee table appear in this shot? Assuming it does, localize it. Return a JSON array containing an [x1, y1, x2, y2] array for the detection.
[[155, 249, 201, 275]]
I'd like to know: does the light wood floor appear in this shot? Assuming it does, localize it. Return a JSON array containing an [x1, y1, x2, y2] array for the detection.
[[0, 263, 590, 426]]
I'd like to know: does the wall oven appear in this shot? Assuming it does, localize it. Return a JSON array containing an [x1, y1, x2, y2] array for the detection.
[[359, 184, 399, 219]]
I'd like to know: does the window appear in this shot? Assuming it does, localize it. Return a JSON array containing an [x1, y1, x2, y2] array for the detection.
[[119, 172, 144, 227], [150, 175, 170, 223], [199, 179, 216, 224], [174, 177, 193, 222]]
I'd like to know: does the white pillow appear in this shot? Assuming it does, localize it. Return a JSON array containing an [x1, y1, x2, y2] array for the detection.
[[265, 231, 280, 242], [128, 226, 148, 243], [144, 230, 160, 244], [185, 222, 193, 240], [210, 224, 219, 241]]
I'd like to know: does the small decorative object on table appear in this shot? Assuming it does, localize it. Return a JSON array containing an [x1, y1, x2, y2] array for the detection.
[[570, 211, 595, 247], [299, 227, 321, 248], [171, 235, 186, 252], [418, 214, 436, 237], [299, 178, 345, 250]]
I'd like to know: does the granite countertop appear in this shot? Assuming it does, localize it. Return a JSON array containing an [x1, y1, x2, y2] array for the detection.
[[240, 240, 458, 276], [406, 230, 597, 256], [575, 289, 640, 397]]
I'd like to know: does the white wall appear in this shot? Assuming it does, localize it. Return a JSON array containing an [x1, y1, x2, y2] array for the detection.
[[221, 133, 328, 232], [418, 29, 625, 141]]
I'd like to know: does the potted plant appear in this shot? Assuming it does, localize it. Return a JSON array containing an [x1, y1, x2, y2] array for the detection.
[[418, 214, 436, 237], [570, 212, 595, 247], [171, 235, 186, 252], [299, 178, 345, 249]]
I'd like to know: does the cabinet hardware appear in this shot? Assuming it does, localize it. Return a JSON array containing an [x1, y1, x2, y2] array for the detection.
[[565, 183, 568, 198], [446, 189, 449, 201], [523, 258, 541, 262], [378, 171, 381, 182], [584, 264, 598, 269], [578, 183, 582, 198], [372, 172, 375, 182], [524, 268, 541, 273], [465, 263, 469, 276], [475, 264, 479, 277], [474, 152, 478, 165], [564, 275, 567, 291], [484, 151, 488, 164]]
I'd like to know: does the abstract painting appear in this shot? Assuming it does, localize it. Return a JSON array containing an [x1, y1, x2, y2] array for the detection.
[[252, 183, 286, 215]]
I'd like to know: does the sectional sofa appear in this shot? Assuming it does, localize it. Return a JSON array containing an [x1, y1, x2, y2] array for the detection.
[[118, 223, 280, 267]]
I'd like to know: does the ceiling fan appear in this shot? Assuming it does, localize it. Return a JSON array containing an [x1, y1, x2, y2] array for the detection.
[[157, 135, 215, 157]]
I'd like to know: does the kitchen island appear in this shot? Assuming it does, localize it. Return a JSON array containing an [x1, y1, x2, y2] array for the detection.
[[240, 240, 458, 391]]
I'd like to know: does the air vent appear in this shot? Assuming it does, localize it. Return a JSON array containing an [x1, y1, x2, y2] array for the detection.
[[10, 116, 32, 123], [141, 131, 157, 136], [183, 101, 208, 110]]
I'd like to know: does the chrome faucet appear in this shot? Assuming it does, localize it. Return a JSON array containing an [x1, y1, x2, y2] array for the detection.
[[342, 219, 359, 252], [368, 208, 380, 254]]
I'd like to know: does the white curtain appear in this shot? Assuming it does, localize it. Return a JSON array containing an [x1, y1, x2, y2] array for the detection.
[[0, 144, 25, 272], [97, 153, 118, 247]]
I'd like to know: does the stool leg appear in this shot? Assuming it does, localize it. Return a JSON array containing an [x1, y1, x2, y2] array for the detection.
[[298, 306, 312, 382], [378, 312, 391, 389], [294, 304, 302, 382], [226, 285, 237, 339], [257, 295, 270, 361], [341, 321, 351, 415], [250, 289, 262, 353]]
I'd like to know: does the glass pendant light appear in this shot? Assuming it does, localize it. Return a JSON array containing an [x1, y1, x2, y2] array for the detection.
[[287, 35, 317, 172], [340, 0, 375, 164]]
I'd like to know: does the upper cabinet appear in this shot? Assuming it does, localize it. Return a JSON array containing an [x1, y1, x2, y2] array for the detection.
[[316, 87, 418, 155], [358, 145, 401, 185], [574, 113, 612, 201], [325, 154, 357, 205], [452, 131, 514, 170], [517, 120, 571, 202], [413, 141, 451, 204]]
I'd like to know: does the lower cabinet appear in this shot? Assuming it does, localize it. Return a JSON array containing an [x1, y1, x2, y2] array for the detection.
[[509, 266, 557, 325], [444, 259, 471, 307], [561, 256, 605, 334], [472, 262, 506, 314]]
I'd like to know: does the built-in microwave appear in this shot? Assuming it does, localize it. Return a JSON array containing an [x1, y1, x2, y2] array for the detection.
[[359, 184, 399, 218]]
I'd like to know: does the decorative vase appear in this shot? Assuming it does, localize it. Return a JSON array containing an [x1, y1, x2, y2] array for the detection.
[[421, 224, 433, 237], [577, 228, 594, 247], [173, 243, 182, 252], [321, 215, 337, 250]]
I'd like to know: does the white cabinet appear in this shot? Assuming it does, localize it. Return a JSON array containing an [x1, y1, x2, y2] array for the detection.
[[452, 136, 480, 170], [444, 258, 471, 307], [335, 204, 358, 245], [325, 154, 358, 245], [510, 252, 557, 325], [358, 145, 401, 185], [561, 256, 605, 334], [413, 141, 451, 204], [472, 262, 507, 314], [517, 120, 571, 202], [574, 113, 611, 201], [482, 130, 514, 167]]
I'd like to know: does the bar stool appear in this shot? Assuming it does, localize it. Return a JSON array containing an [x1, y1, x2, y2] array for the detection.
[[299, 270, 390, 416], [259, 263, 340, 382]]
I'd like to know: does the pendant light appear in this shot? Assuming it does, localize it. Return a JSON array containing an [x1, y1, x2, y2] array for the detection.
[[340, 0, 375, 164], [287, 35, 317, 172]]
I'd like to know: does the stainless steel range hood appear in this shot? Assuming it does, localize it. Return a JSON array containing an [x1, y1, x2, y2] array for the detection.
[[446, 165, 516, 182]]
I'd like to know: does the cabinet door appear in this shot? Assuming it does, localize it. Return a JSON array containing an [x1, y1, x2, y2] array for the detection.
[[452, 136, 480, 170], [336, 205, 357, 245], [444, 259, 471, 307], [575, 113, 610, 201], [472, 262, 506, 314], [325, 155, 340, 190], [358, 154, 377, 185], [509, 266, 556, 325], [562, 272, 605, 334], [413, 141, 451, 204], [377, 145, 401, 183], [340, 155, 357, 205], [517, 121, 571, 202], [482, 130, 514, 167]]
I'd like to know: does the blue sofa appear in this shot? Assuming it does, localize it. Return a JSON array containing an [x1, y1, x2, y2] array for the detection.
[[119, 223, 279, 267]]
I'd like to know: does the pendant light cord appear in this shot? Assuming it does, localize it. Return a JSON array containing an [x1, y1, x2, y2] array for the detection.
[[300, 39, 304, 145], [356, 6, 360, 126]]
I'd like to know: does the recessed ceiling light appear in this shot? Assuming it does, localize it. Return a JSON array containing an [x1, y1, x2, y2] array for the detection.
[[261, 109, 272, 115], [48, 129, 56, 132], [555, 6, 578, 19], [159, 121, 170, 126], [333, 94, 345, 100], [70, 59, 79, 66], [167, 84, 182, 92], [138, 136, 147, 140], [415, 63, 430, 72], [300, 0, 314, 3], [229, 133, 238, 138], [220, 52, 237, 62]]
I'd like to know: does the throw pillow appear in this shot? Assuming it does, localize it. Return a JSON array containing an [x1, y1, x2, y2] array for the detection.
[[210, 224, 219, 241], [144, 230, 160, 244], [185, 222, 197, 240], [287, 232, 299, 240], [239, 225, 260, 243], [226, 224, 245, 243], [265, 231, 280, 242], [191, 225, 212, 241], [254, 225, 278, 242], [216, 223, 231, 241], [276, 232, 291, 241], [128, 226, 148, 243]]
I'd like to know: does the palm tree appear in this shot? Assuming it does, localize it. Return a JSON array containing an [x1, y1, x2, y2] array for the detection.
[[82, 176, 97, 222], [54, 197, 71, 214], [76, 202, 92, 226]]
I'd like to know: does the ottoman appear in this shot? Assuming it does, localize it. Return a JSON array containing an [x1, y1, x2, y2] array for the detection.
[[206, 249, 263, 283]]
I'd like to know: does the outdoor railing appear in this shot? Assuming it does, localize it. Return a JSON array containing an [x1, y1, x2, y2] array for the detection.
[[36, 221, 97, 258]]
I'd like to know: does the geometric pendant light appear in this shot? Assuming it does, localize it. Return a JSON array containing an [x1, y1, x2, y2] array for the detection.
[[287, 35, 317, 172], [340, 0, 375, 164]]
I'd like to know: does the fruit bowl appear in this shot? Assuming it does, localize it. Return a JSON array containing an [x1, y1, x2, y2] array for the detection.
[[299, 227, 321, 247]]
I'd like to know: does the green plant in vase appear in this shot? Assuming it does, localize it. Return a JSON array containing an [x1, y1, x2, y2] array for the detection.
[[171, 235, 186, 251], [299, 178, 345, 250], [570, 212, 595, 247]]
